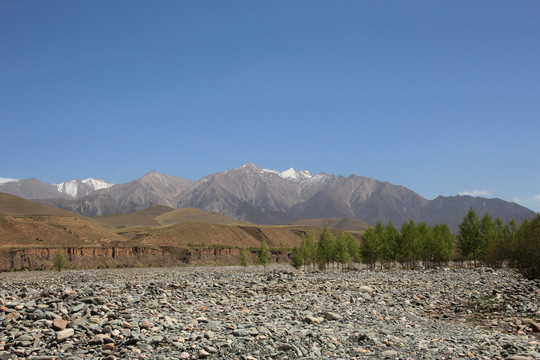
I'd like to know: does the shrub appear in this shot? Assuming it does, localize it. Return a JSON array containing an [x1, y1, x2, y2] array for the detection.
[[53, 252, 67, 272], [290, 247, 303, 270]]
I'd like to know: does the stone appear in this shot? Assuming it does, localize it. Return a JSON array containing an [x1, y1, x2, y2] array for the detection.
[[524, 319, 540, 332], [140, 320, 153, 329], [56, 328, 75, 342], [198, 349, 210, 358], [103, 343, 115, 351], [52, 318, 68, 330], [359, 286, 375, 293], [233, 328, 249, 337], [324, 311, 342, 321]]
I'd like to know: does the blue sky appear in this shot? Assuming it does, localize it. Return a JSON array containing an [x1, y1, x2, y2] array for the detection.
[[1, 1, 539, 211]]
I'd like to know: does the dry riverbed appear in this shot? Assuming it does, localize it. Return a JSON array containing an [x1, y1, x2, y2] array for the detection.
[[1, 265, 539, 359]]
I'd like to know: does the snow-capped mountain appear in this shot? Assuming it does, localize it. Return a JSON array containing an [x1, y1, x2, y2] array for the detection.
[[0, 177, 113, 201], [56, 178, 113, 199], [0, 177, 18, 184], [1, 163, 535, 231]]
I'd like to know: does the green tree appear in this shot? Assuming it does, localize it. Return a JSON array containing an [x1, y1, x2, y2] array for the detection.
[[506, 218, 519, 263], [458, 208, 481, 267], [431, 223, 454, 266], [479, 213, 496, 264], [317, 225, 336, 270], [300, 230, 317, 271], [514, 214, 540, 279], [53, 251, 67, 272], [360, 227, 380, 269], [484, 217, 507, 268], [416, 222, 432, 268], [257, 239, 269, 272], [290, 247, 304, 270], [344, 232, 360, 266], [240, 247, 249, 273], [399, 219, 420, 269], [335, 233, 351, 270], [380, 221, 399, 266]]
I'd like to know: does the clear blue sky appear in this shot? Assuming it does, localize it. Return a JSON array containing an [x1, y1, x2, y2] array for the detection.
[[1, 1, 539, 211]]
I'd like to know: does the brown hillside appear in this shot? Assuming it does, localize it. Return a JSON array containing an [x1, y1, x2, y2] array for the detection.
[[92, 205, 176, 229], [288, 217, 369, 232], [154, 207, 252, 227], [0, 216, 128, 248], [238, 226, 302, 248], [135, 223, 261, 248], [0, 192, 84, 218]]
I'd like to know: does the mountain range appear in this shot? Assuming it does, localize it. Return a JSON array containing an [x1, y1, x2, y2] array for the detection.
[[0, 163, 535, 232]]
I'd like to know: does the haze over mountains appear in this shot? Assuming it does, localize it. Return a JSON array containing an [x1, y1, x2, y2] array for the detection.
[[0, 163, 535, 232]]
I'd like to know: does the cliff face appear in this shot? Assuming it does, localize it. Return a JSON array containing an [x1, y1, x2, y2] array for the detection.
[[186, 247, 289, 265], [0, 246, 290, 271]]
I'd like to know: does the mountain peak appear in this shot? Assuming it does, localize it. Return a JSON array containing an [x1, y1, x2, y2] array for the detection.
[[56, 178, 113, 198], [144, 170, 161, 177], [240, 163, 261, 171]]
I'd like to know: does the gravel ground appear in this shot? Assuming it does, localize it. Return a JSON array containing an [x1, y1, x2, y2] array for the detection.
[[1, 264, 539, 360]]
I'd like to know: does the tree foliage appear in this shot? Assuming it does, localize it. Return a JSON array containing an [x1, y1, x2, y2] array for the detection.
[[316, 225, 336, 270], [300, 230, 317, 271], [458, 208, 482, 266], [335, 233, 351, 270], [240, 247, 249, 272], [53, 251, 67, 272], [513, 214, 540, 279], [257, 239, 269, 272], [290, 247, 303, 270], [360, 227, 380, 269]]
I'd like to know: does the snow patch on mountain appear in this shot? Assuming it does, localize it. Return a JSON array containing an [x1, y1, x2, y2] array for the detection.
[[281, 168, 312, 179], [0, 177, 18, 184], [261, 167, 312, 180], [56, 178, 113, 198]]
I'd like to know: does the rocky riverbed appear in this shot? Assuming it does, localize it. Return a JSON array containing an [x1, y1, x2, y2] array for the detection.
[[1, 265, 539, 360]]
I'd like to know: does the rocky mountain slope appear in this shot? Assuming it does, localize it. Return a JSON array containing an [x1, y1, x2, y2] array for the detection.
[[174, 163, 534, 231], [1, 164, 535, 231], [35, 171, 194, 216]]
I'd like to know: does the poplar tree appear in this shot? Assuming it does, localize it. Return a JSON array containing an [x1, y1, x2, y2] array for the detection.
[[458, 209, 481, 267], [257, 239, 269, 273], [344, 232, 360, 267], [240, 247, 249, 274], [290, 247, 303, 270], [335, 233, 351, 270], [399, 219, 420, 269], [431, 223, 454, 266], [360, 227, 380, 269], [300, 230, 317, 271], [317, 225, 335, 270]]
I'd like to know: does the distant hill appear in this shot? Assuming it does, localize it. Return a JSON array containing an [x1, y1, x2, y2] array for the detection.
[[92, 205, 176, 229], [154, 207, 253, 227], [0, 215, 128, 248], [0, 192, 83, 218], [288, 217, 369, 232]]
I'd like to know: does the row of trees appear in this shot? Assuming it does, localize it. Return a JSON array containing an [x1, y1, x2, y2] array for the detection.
[[458, 209, 540, 278], [242, 210, 538, 279], [359, 220, 454, 269], [290, 226, 360, 270]]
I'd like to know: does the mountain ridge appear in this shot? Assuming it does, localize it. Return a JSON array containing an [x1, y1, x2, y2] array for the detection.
[[0, 164, 535, 232]]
